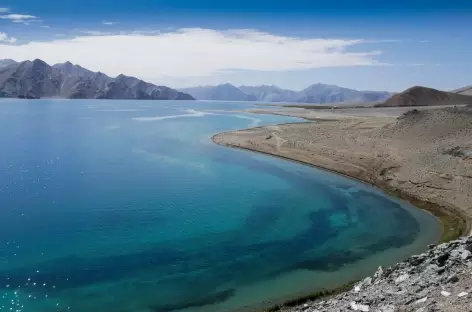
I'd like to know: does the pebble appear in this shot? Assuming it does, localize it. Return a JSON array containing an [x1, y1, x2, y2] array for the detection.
[[395, 274, 409, 284], [446, 274, 459, 283], [415, 297, 427, 304], [462, 250, 471, 260], [441, 291, 451, 297], [379, 305, 396, 312], [350, 302, 370, 311]]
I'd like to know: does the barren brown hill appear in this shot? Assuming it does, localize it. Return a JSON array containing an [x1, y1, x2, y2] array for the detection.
[[376, 86, 472, 107], [454, 85, 472, 96]]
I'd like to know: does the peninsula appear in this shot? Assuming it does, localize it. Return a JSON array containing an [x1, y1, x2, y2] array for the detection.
[[213, 86, 472, 311]]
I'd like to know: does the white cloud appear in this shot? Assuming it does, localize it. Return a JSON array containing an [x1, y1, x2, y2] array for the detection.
[[0, 28, 383, 83], [407, 63, 441, 67], [0, 14, 36, 20], [365, 39, 403, 43], [0, 7, 9, 13], [0, 32, 17, 43], [130, 29, 161, 35], [102, 21, 118, 26], [81, 30, 112, 36], [40, 25, 51, 29], [0, 13, 38, 25]]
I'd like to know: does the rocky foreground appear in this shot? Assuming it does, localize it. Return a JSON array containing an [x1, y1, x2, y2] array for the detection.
[[282, 236, 472, 312]]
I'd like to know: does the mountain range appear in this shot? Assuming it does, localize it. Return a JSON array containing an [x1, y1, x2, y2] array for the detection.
[[0, 59, 194, 100], [180, 83, 394, 104], [2, 59, 471, 105]]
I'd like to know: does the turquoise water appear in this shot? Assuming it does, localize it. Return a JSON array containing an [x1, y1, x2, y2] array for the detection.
[[0, 99, 440, 312]]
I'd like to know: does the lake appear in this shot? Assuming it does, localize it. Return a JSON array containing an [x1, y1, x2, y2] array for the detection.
[[0, 99, 440, 312]]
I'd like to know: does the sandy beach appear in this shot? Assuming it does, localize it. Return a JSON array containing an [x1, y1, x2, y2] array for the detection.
[[213, 106, 472, 241]]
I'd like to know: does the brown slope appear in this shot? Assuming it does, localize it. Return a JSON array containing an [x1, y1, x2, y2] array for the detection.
[[376, 86, 472, 107], [454, 85, 472, 96]]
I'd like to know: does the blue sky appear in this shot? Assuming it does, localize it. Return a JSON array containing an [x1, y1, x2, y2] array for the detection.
[[0, 0, 471, 91]]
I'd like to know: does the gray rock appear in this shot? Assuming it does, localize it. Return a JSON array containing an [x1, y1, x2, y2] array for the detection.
[[378, 305, 396, 312], [350, 301, 370, 311], [461, 250, 471, 260], [395, 274, 409, 284], [435, 253, 450, 267], [374, 266, 384, 280], [446, 274, 459, 283], [441, 291, 451, 297], [417, 289, 430, 297], [415, 297, 428, 304], [409, 255, 426, 266], [451, 249, 461, 258], [465, 242, 472, 252], [436, 267, 446, 275]]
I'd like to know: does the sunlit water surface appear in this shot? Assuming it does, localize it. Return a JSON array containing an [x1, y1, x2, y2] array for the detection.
[[0, 100, 440, 312]]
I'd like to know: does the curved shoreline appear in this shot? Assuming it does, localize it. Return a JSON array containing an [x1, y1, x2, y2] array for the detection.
[[212, 120, 471, 310], [211, 123, 470, 243]]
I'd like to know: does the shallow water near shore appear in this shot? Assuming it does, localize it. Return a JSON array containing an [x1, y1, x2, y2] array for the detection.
[[0, 99, 440, 312]]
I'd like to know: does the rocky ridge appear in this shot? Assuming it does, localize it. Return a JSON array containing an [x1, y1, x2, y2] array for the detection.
[[281, 236, 472, 312], [0, 59, 194, 100]]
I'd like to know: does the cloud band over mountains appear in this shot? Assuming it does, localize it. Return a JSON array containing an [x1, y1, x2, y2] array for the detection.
[[0, 28, 384, 84]]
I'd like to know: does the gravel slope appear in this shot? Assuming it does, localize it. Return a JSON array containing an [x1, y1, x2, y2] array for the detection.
[[282, 236, 472, 312]]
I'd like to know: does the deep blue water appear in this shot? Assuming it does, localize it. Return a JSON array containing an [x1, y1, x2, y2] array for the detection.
[[0, 99, 440, 312]]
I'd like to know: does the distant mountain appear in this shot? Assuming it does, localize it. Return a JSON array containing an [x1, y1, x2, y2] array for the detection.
[[239, 85, 298, 102], [377, 86, 472, 107], [180, 83, 255, 102], [181, 83, 393, 104], [453, 85, 472, 96], [0, 59, 194, 100], [0, 59, 18, 69], [0, 59, 62, 98], [296, 83, 392, 104], [98, 74, 193, 100]]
